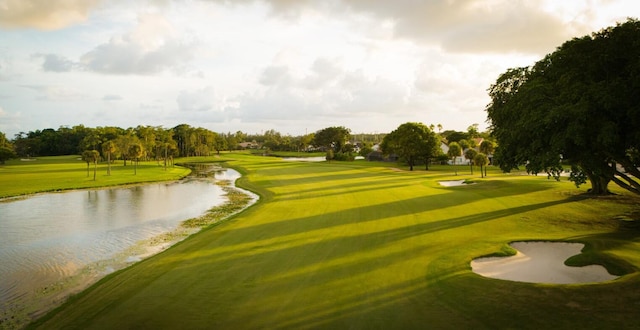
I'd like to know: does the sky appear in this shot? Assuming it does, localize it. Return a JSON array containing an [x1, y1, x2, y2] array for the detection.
[[0, 0, 638, 138]]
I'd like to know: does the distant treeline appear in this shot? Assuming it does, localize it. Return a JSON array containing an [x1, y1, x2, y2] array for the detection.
[[0, 123, 485, 163], [0, 124, 387, 159]]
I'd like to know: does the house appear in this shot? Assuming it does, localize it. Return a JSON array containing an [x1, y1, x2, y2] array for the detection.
[[238, 141, 260, 149], [440, 142, 467, 165]]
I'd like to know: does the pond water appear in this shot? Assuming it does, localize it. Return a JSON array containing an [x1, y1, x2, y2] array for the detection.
[[0, 165, 244, 322]]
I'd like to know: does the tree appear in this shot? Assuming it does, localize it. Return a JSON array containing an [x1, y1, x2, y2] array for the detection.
[[156, 129, 176, 170], [474, 153, 489, 178], [0, 146, 16, 164], [447, 142, 462, 175], [458, 139, 470, 150], [313, 126, 351, 159], [0, 131, 16, 164], [380, 122, 439, 171], [135, 125, 157, 161], [102, 141, 117, 176], [82, 150, 100, 180], [213, 132, 226, 155], [359, 141, 373, 158], [467, 124, 480, 139], [115, 133, 136, 166], [486, 19, 640, 195], [0, 131, 11, 148], [325, 148, 334, 161], [300, 133, 314, 152], [479, 140, 496, 164], [442, 131, 468, 144], [128, 143, 144, 175], [464, 148, 478, 174]]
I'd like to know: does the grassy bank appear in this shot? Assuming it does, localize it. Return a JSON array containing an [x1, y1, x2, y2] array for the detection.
[[0, 155, 191, 198], [25, 153, 640, 328]]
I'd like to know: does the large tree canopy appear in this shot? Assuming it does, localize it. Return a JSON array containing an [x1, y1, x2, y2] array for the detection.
[[313, 126, 351, 153], [486, 19, 640, 195], [381, 122, 439, 171]]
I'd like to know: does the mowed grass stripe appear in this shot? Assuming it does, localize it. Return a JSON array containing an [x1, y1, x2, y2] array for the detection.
[[31, 154, 640, 329]]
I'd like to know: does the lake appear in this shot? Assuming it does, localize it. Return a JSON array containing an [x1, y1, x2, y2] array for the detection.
[[0, 165, 248, 324]]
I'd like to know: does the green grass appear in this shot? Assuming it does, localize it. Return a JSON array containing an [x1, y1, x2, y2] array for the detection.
[[23, 154, 640, 329], [0, 155, 191, 198], [248, 150, 326, 158]]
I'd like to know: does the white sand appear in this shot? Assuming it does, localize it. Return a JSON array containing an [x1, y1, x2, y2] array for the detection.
[[439, 180, 469, 187], [471, 242, 619, 284]]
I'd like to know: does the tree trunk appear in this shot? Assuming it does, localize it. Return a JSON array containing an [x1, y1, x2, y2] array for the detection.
[[164, 146, 168, 171], [86, 163, 90, 177], [587, 173, 611, 195], [106, 152, 111, 176], [93, 161, 97, 181]]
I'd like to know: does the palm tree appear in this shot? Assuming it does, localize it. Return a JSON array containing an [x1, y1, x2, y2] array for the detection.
[[102, 141, 117, 176], [464, 148, 478, 174], [447, 142, 462, 175], [474, 153, 489, 178], [128, 143, 143, 175], [81, 150, 100, 181]]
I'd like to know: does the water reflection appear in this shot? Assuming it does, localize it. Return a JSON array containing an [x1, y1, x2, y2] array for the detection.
[[0, 165, 242, 320]]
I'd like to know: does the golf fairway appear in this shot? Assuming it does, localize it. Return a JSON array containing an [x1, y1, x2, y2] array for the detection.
[[31, 154, 640, 329]]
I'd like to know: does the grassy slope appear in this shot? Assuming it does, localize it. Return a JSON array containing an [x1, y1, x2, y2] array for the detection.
[[0, 155, 191, 198], [30, 154, 640, 329]]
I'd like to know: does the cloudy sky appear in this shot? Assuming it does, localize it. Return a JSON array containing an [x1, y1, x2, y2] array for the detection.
[[0, 0, 637, 137]]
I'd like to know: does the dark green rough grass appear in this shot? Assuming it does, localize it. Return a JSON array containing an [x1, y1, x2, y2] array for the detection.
[[28, 154, 640, 329]]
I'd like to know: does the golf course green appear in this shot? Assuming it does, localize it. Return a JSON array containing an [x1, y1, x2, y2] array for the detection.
[[13, 153, 640, 329]]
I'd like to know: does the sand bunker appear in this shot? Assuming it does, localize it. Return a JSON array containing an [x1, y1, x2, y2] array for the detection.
[[438, 180, 471, 187], [471, 241, 618, 284]]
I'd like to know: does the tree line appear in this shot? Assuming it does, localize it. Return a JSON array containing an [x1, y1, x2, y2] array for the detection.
[[380, 122, 495, 175], [0, 124, 379, 163], [0, 123, 494, 170]]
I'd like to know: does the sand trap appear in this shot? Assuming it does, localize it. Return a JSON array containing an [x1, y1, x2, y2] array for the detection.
[[282, 156, 326, 162], [471, 241, 618, 284], [439, 180, 472, 187]]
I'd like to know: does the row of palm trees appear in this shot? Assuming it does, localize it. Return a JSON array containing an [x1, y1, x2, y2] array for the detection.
[[81, 142, 148, 180]]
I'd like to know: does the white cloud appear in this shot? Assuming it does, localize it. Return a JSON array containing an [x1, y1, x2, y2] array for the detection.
[[233, 58, 411, 125], [33, 53, 76, 72], [177, 86, 229, 113], [224, 0, 618, 55], [0, 105, 21, 133], [80, 13, 197, 75], [20, 85, 87, 101], [0, 0, 102, 30], [259, 66, 291, 87], [1, 0, 638, 137], [102, 94, 123, 101]]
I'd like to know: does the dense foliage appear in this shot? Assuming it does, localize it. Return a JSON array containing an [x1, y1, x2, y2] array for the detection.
[[312, 126, 356, 161], [380, 122, 440, 171], [0, 131, 16, 163], [486, 19, 640, 195]]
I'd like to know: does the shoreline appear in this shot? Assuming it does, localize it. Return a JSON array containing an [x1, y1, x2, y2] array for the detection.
[[2, 168, 258, 329]]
